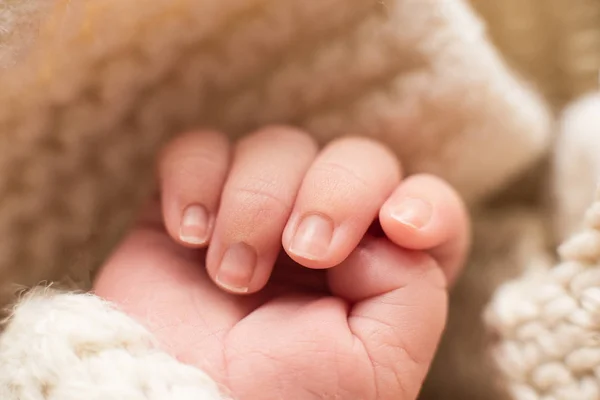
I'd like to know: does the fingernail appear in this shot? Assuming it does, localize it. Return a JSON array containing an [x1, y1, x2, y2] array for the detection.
[[179, 204, 210, 245], [289, 214, 334, 260], [391, 198, 433, 229], [216, 242, 257, 293]]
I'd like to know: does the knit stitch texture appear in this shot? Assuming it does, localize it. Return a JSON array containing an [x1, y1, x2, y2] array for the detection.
[[0, 289, 228, 399]]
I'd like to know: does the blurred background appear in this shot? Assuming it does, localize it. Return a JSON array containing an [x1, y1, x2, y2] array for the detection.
[[470, 0, 599, 110]]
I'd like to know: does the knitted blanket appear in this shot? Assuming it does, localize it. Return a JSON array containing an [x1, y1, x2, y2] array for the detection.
[[0, 0, 597, 398]]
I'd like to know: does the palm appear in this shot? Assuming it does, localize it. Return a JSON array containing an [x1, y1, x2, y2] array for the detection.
[[95, 216, 445, 400]]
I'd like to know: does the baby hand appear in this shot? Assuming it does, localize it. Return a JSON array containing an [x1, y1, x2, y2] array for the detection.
[[94, 126, 470, 399]]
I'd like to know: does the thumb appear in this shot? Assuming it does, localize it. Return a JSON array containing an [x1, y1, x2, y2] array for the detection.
[[327, 238, 448, 400]]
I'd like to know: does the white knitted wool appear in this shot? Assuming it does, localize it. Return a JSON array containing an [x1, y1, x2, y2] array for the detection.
[[485, 201, 600, 399], [0, 289, 228, 399], [485, 93, 600, 399]]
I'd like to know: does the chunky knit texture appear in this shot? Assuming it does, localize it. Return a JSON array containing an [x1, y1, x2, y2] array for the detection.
[[485, 93, 600, 400], [485, 205, 600, 399], [0, 289, 228, 399]]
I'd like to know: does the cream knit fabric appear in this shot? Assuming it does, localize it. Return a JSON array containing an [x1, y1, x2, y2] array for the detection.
[[485, 209, 600, 398], [485, 93, 600, 399], [0, 289, 228, 399]]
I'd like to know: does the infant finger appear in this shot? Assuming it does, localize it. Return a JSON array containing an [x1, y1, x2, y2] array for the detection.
[[158, 130, 231, 247], [206, 126, 318, 294], [283, 137, 401, 269], [379, 174, 470, 285]]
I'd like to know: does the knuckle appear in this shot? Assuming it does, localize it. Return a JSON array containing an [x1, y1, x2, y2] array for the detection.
[[179, 150, 225, 171], [161, 142, 228, 178], [229, 177, 292, 218], [313, 160, 371, 191], [165, 151, 227, 187]]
